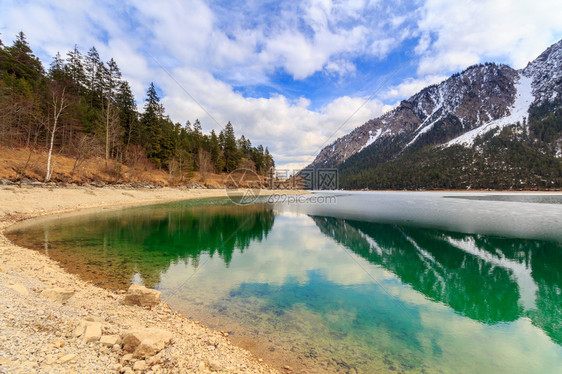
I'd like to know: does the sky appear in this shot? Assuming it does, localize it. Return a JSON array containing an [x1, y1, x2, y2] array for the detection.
[[1, 0, 562, 170]]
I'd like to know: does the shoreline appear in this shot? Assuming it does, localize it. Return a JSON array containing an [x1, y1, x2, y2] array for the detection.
[[3, 186, 560, 373], [0, 186, 305, 374]]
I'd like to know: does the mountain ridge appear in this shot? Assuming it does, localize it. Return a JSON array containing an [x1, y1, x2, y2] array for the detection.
[[309, 39, 562, 169], [308, 39, 562, 190]]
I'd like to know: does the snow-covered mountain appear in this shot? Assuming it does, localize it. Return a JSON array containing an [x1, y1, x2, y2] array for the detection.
[[309, 39, 562, 169]]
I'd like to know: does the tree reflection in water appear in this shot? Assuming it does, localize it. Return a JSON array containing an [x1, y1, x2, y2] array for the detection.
[[312, 216, 562, 344]]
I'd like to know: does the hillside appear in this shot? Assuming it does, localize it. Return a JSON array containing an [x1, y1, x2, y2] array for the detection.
[[0, 32, 274, 186], [309, 40, 562, 190], [0, 147, 229, 188]]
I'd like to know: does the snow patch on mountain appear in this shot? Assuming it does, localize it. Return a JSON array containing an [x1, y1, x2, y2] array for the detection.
[[308, 39, 562, 170], [356, 228, 384, 256], [446, 237, 538, 311], [359, 128, 383, 152], [523, 39, 562, 106], [446, 74, 533, 147], [406, 116, 439, 147]]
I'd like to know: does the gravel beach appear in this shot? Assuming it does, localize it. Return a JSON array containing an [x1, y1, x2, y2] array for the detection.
[[0, 185, 303, 373]]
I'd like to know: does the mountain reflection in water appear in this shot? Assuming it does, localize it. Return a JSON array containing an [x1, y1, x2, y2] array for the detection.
[[312, 216, 562, 344]]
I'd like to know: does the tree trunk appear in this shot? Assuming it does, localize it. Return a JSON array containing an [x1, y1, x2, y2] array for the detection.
[[105, 99, 110, 167], [45, 117, 57, 182], [46, 87, 67, 182]]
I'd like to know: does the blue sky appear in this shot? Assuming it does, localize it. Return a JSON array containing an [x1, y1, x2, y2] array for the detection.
[[1, 0, 562, 169]]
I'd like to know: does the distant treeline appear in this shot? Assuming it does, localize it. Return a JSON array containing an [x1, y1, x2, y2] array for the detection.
[[0, 32, 274, 180]]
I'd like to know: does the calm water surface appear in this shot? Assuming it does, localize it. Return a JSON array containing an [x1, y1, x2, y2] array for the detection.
[[7, 192, 562, 373]]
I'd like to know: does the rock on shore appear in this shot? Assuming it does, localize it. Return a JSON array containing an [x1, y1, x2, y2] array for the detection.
[[0, 219, 278, 374], [123, 284, 161, 307], [0, 186, 306, 373]]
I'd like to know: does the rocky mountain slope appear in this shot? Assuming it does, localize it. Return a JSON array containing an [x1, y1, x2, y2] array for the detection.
[[309, 39, 562, 189]]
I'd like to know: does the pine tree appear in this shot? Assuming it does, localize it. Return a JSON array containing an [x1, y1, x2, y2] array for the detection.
[[191, 119, 203, 153], [116, 81, 137, 148], [102, 58, 122, 164], [209, 129, 221, 171], [251, 144, 265, 174], [193, 119, 202, 134], [65, 44, 85, 92], [264, 147, 274, 171], [222, 121, 241, 172], [238, 135, 252, 157], [84, 47, 102, 108], [141, 82, 162, 161], [48, 52, 66, 81], [4, 32, 43, 83]]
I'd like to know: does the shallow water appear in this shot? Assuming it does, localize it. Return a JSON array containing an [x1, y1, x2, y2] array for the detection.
[[7, 192, 562, 373]]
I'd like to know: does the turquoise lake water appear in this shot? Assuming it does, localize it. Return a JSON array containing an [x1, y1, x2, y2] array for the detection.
[[7, 192, 562, 373]]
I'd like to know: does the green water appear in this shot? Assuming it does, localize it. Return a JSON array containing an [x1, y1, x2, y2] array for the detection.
[[7, 194, 562, 373]]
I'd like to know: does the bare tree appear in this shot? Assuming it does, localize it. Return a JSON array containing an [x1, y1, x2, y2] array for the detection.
[[70, 134, 100, 176], [100, 101, 123, 161], [0, 84, 40, 147], [198, 149, 212, 183], [45, 83, 69, 182]]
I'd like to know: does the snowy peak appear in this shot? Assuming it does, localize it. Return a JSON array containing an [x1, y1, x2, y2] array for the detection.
[[309, 39, 562, 169], [407, 63, 518, 147], [410, 63, 517, 125], [447, 72, 534, 147], [523, 39, 562, 106]]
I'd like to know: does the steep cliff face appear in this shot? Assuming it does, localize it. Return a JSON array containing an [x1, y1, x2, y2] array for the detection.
[[523, 39, 562, 106], [309, 39, 562, 171]]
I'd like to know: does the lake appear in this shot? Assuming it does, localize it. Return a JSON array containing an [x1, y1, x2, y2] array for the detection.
[[7, 192, 562, 373]]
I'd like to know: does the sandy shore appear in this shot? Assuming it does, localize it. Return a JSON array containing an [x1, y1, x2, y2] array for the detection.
[[0, 185, 305, 374]]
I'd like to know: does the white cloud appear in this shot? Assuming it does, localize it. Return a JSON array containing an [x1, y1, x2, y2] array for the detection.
[[160, 66, 390, 170], [415, 0, 562, 75], [382, 74, 447, 100], [2, 0, 561, 169]]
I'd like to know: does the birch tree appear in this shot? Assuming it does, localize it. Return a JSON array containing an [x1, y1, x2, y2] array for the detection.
[[45, 83, 69, 182]]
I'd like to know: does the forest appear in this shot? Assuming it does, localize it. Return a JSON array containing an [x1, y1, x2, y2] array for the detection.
[[0, 32, 274, 183], [339, 99, 562, 190]]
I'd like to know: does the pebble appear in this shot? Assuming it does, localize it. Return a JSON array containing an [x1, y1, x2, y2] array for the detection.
[[52, 339, 66, 348], [100, 334, 120, 347], [6, 283, 29, 296], [133, 359, 148, 371], [57, 353, 76, 364], [0, 193, 282, 374], [209, 359, 223, 371]]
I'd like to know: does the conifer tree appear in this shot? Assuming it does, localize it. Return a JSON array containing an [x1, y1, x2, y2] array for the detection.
[[0, 33, 277, 180], [85, 47, 102, 108], [65, 45, 85, 91], [116, 81, 137, 149], [141, 82, 162, 162], [102, 58, 122, 164], [222, 121, 241, 172], [48, 52, 66, 81], [5, 32, 43, 83]]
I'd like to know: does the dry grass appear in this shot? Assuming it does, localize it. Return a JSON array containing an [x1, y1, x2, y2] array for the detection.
[[0, 146, 233, 187]]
